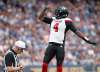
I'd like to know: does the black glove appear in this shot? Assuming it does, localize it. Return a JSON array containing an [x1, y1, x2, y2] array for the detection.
[[86, 40, 97, 46], [83, 37, 97, 46]]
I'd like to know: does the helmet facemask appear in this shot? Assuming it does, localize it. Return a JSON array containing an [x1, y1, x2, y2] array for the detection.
[[55, 6, 69, 19]]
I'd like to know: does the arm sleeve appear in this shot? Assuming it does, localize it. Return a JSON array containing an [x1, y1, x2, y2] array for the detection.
[[42, 17, 53, 24], [65, 19, 77, 32], [69, 22, 77, 32], [5, 53, 14, 66]]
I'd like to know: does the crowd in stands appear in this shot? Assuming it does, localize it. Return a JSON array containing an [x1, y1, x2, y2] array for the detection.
[[0, 0, 100, 68]]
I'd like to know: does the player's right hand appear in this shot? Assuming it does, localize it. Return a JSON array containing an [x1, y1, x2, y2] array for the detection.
[[45, 4, 52, 10]]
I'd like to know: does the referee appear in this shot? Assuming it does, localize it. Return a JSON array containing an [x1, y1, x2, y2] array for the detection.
[[4, 40, 26, 72]]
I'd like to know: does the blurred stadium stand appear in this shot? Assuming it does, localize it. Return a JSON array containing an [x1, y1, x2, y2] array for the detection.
[[0, 0, 100, 72]]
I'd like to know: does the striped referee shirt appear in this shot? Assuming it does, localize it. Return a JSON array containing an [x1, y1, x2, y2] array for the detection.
[[4, 49, 19, 72]]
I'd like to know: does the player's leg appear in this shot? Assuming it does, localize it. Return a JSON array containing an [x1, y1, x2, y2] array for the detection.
[[56, 45, 65, 72], [42, 44, 56, 72]]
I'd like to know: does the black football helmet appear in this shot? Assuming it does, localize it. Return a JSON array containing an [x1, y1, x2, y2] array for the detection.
[[55, 6, 69, 19]]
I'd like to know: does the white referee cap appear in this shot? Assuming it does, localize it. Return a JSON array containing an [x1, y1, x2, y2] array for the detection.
[[14, 40, 26, 49]]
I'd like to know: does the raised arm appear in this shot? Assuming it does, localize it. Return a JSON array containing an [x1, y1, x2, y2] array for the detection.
[[38, 6, 53, 24], [38, 6, 49, 21]]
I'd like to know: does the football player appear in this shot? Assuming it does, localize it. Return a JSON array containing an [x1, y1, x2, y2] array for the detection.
[[38, 6, 97, 72]]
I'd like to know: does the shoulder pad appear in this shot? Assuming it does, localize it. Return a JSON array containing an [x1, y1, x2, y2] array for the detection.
[[65, 18, 73, 22], [52, 17, 56, 20]]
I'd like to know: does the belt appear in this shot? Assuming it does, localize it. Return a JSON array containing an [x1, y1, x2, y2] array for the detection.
[[49, 42, 63, 46]]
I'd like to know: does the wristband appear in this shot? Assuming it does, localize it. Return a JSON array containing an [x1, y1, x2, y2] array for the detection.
[[84, 37, 89, 41]]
